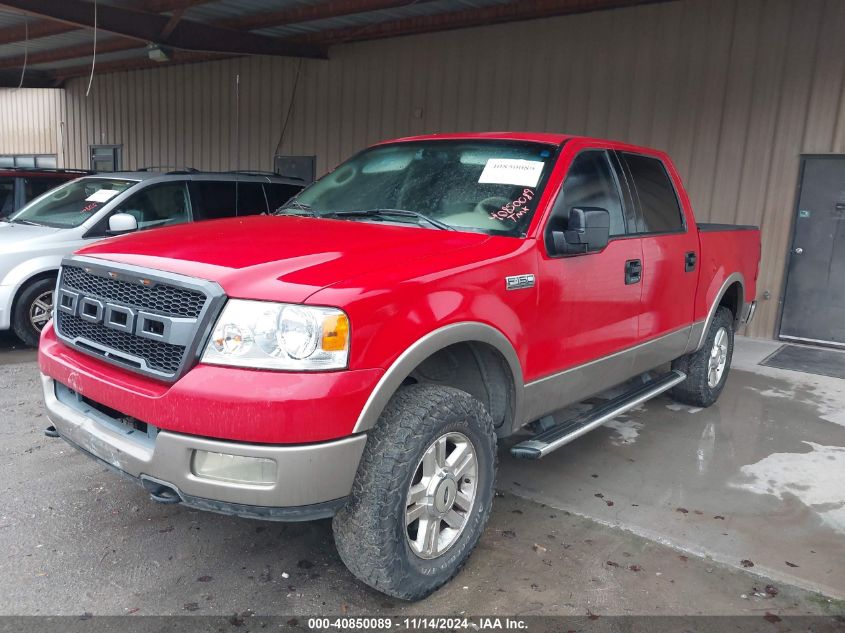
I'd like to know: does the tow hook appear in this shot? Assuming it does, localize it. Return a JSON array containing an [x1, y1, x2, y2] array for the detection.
[[147, 483, 181, 505], [44, 425, 59, 438]]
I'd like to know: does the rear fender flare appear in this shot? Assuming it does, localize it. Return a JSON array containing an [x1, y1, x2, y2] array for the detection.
[[692, 272, 745, 352]]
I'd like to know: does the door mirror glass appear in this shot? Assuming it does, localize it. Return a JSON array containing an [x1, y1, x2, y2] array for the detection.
[[552, 207, 610, 256], [107, 212, 138, 235]]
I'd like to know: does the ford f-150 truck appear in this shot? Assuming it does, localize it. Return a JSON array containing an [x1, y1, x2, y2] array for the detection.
[[38, 133, 760, 600]]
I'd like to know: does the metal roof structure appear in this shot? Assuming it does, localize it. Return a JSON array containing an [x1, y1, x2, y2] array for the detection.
[[0, 0, 668, 88]]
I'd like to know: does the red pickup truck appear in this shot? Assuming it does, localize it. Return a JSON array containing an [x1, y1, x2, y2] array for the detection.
[[38, 133, 760, 600]]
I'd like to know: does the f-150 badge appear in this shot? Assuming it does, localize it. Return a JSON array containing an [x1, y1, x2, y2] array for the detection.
[[505, 274, 535, 290]]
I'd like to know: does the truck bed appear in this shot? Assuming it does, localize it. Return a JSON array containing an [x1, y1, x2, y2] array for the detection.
[[695, 224, 761, 324]]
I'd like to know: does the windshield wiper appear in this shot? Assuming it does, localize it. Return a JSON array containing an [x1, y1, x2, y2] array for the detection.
[[274, 200, 314, 216], [324, 208, 455, 231], [10, 218, 42, 227]]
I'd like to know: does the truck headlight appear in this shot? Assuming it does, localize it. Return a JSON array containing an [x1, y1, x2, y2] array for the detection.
[[201, 299, 349, 370]]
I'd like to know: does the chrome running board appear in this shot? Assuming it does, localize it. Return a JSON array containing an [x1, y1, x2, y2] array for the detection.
[[510, 370, 687, 460]]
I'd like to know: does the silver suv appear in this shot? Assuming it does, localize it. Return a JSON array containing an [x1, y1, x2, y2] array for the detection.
[[0, 170, 302, 346]]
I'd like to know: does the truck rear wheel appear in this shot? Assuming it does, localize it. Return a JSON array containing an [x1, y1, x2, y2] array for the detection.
[[670, 306, 735, 407], [332, 384, 496, 600]]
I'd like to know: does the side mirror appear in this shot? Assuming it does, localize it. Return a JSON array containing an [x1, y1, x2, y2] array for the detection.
[[552, 207, 610, 256], [107, 213, 138, 236]]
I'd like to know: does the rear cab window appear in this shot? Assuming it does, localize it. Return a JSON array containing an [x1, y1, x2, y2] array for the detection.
[[620, 152, 685, 233]]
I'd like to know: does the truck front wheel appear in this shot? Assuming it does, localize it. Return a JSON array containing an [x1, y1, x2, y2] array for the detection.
[[670, 306, 735, 407], [332, 384, 496, 600]]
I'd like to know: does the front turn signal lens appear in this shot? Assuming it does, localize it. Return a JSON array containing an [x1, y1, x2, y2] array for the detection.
[[322, 314, 350, 352]]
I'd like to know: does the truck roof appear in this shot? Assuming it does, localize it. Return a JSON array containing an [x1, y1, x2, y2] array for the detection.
[[382, 131, 575, 145], [378, 132, 666, 157]]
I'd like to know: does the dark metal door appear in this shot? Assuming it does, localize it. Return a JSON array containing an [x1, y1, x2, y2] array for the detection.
[[780, 156, 845, 347]]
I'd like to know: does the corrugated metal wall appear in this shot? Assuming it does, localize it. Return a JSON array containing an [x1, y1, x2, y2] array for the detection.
[[56, 0, 845, 338], [0, 87, 64, 156]]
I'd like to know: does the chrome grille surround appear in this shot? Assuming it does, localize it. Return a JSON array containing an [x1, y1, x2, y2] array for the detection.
[[54, 256, 226, 382]]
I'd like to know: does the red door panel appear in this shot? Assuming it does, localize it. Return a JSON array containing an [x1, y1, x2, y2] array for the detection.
[[527, 145, 643, 380], [639, 232, 699, 339], [531, 238, 644, 378]]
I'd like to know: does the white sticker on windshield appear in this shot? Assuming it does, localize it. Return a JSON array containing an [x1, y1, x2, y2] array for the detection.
[[85, 189, 120, 203], [478, 159, 545, 187]]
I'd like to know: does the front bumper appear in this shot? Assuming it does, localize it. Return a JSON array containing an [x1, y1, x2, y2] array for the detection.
[[39, 323, 382, 444], [42, 374, 367, 519]]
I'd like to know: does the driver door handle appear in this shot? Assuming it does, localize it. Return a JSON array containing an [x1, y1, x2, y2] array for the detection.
[[625, 259, 642, 285], [685, 251, 697, 272]]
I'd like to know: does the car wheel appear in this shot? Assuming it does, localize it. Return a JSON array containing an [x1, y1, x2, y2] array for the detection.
[[332, 383, 496, 600], [12, 277, 56, 348], [670, 306, 735, 407]]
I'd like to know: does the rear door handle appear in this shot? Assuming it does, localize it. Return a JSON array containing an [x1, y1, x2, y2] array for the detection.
[[625, 259, 642, 285], [685, 251, 697, 272]]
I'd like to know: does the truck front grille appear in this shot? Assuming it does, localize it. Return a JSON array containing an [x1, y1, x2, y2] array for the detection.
[[54, 260, 224, 381], [61, 265, 206, 318], [56, 312, 184, 375]]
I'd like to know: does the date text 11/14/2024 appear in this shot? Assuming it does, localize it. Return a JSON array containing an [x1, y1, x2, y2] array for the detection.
[[307, 617, 529, 630]]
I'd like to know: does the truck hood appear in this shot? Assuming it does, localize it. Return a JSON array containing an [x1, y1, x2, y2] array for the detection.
[[76, 215, 493, 303], [0, 221, 64, 250]]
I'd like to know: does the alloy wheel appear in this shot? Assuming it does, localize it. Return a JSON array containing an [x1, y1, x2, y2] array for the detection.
[[707, 326, 729, 388], [405, 431, 478, 559]]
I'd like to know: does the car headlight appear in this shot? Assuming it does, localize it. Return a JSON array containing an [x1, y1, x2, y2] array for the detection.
[[201, 300, 350, 370]]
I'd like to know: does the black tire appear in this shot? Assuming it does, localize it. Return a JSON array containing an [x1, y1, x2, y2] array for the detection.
[[670, 306, 735, 407], [12, 277, 56, 348], [332, 384, 497, 600]]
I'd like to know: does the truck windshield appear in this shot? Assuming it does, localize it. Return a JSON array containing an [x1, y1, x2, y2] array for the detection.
[[280, 140, 557, 236], [9, 178, 136, 228]]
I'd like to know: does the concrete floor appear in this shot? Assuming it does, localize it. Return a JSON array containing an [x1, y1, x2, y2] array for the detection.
[[1, 333, 843, 619], [500, 337, 845, 600]]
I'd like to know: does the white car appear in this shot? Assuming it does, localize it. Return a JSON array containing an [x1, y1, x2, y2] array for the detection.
[[0, 170, 302, 346]]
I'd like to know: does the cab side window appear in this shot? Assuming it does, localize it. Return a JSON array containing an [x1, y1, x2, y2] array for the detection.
[[621, 153, 684, 233], [547, 150, 626, 241], [113, 182, 192, 230]]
